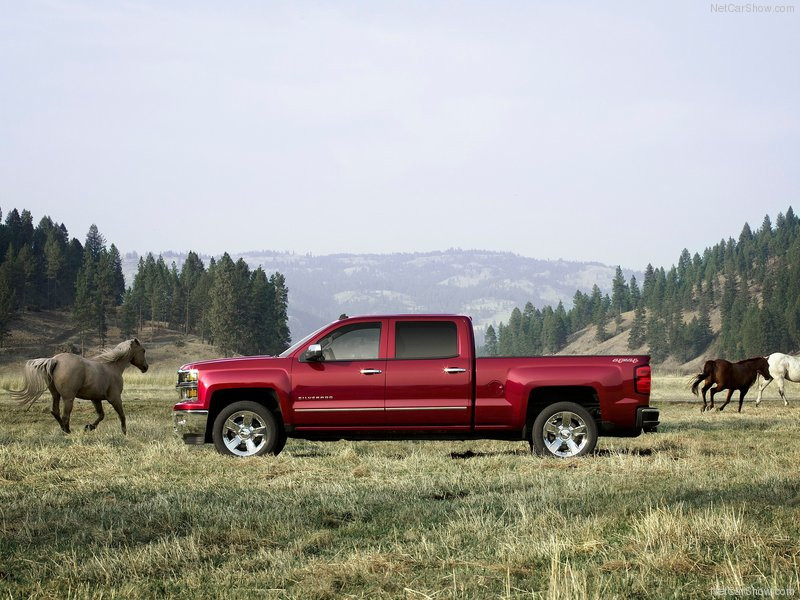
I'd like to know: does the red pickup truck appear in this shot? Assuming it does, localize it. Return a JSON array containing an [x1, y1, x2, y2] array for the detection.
[[173, 314, 658, 458]]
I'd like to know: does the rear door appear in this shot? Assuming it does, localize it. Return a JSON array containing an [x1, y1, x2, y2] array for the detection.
[[291, 320, 387, 428], [384, 318, 472, 428]]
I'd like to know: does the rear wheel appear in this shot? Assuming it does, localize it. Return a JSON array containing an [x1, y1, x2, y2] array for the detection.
[[531, 402, 598, 458], [212, 401, 284, 457]]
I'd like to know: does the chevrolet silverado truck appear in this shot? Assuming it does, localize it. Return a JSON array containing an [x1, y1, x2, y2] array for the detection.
[[173, 314, 658, 458]]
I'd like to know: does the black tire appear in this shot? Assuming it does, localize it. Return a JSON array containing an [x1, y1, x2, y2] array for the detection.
[[273, 427, 288, 455], [531, 401, 598, 458], [212, 401, 283, 457]]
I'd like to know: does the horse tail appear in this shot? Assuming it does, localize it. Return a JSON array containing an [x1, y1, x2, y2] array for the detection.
[[5, 358, 57, 410], [690, 373, 704, 396], [691, 360, 715, 396]]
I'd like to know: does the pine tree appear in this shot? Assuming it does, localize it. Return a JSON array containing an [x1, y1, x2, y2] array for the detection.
[[741, 304, 766, 357], [691, 298, 713, 355], [44, 232, 63, 307], [16, 245, 37, 310], [0, 261, 15, 346], [108, 244, 126, 304], [508, 307, 524, 355], [645, 312, 669, 362], [120, 288, 138, 337], [497, 322, 512, 356], [484, 325, 498, 357], [179, 251, 206, 335], [628, 304, 646, 350], [611, 266, 631, 313], [96, 249, 118, 343], [85, 224, 106, 259], [73, 249, 98, 351], [629, 275, 641, 308], [267, 272, 291, 354], [208, 254, 244, 356]]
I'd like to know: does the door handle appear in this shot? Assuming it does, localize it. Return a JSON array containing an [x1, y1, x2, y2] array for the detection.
[[360, 369, 383, 375], [444, 367, 467, 374]]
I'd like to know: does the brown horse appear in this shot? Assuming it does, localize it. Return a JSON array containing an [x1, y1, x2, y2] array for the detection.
[[7, 339, 148, 433], [691, 357, 771, 413]]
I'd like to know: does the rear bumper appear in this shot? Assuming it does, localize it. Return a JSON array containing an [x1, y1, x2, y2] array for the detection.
[[173, 409, 209, 444], [636, 406, 660, 432], [600, 406, 660, 436]]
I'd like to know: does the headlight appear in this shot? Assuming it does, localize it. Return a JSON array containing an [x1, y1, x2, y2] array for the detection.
[[177, 369, 200, 402], [180, 387, 199, 400], [177, 369, 199, 385]]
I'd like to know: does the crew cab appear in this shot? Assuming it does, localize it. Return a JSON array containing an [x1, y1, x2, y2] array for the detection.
[[173, 314, 658, 458]]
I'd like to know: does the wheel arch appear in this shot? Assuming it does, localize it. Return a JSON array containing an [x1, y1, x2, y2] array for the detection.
[[523, 385, 600, 440], [205, 387, 283, 443]]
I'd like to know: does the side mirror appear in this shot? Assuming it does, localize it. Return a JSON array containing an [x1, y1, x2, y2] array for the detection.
[[305, 344, 323, 361]]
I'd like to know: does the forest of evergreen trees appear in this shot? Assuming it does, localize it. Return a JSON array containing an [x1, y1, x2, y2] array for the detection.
[[0, 207, 291, 357], [121, 251, 290, 357], [485, 207, 800, 363]]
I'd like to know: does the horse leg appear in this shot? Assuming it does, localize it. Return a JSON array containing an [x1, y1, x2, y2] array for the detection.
[[60, 396, 74, 434], [701, 383, 713, 412], [709, 387, 717, 411], [106, 395, 126, 435], [777, 377, 788, 406], [738, 389, 746, 413], [85, 400, 105, 431], [718, 389, 734, 412], [756, 375, 773, 406], [49, 387, 65, 430]]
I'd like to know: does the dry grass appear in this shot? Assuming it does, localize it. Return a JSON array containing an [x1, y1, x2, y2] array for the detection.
[[0, 376, 798, 598]]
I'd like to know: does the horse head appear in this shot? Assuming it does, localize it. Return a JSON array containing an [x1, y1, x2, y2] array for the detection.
[[131, 339, 149, 373]]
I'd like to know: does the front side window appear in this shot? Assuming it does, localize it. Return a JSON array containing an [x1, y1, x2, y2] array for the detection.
[[395, 321, 458, 359], [315, 322, 382, 361]]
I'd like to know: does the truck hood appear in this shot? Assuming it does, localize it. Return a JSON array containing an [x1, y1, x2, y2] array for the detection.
[[179, 355, 291, 372]]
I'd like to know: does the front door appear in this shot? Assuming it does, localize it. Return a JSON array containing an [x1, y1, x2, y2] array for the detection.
[[291, 320, 387, 428]]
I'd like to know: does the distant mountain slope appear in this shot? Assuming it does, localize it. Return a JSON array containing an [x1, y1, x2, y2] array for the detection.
[[122, 249, 640, 341], [557, 307, 724, 374]]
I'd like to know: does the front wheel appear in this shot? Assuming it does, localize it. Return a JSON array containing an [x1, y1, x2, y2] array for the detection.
[[531, 402, 598, 458], [212, 401, 283, 457]]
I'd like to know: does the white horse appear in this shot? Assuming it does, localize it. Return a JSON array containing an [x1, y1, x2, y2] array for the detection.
[[756, 352, 799, 406]]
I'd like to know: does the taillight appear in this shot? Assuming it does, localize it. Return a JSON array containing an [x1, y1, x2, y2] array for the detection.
[[634, 365, 651, 395]]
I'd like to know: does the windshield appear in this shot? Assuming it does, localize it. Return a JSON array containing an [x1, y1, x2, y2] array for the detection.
[[278, 323, 331, 358]]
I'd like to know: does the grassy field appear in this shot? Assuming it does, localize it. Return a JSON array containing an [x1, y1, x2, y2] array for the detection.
[[0, 373, 798, 599]]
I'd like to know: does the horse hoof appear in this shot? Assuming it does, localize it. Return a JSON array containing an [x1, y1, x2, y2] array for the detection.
[[84, 424, 95, 432]]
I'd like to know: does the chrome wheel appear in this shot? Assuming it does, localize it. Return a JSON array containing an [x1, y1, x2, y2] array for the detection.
[[531, 401, 598, 458], [220, 410, 270, 457], [541, 411, 588, 457]]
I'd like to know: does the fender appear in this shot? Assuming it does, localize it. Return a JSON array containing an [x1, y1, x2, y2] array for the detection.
[[201, 366, 292, 417], [504, 365, 624, 429]]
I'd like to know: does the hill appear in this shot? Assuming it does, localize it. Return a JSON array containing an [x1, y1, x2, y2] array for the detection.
[[122, 249, 640, 341], [0, 309, 221, 377], [556, 307, 724, 374]]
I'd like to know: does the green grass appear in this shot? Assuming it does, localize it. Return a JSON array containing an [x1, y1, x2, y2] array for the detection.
[[0, 378, 798, 599]]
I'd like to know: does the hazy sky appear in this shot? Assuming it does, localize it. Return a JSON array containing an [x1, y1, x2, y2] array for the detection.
[[2, 1, 798, 270]]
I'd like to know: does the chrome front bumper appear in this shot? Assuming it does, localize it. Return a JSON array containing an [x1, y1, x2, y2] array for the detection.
[[173, 410, 209, 444]]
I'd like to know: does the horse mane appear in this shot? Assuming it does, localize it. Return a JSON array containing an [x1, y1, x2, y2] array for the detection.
[[92, 340, 135, 364]]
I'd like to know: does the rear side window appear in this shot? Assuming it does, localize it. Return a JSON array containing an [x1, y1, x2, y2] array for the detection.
[[395, 321, 458, 359]]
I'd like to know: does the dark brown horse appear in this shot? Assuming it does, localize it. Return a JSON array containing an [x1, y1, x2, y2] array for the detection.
[[7, 339, 148, 433], [691, 357, 771, 413]]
